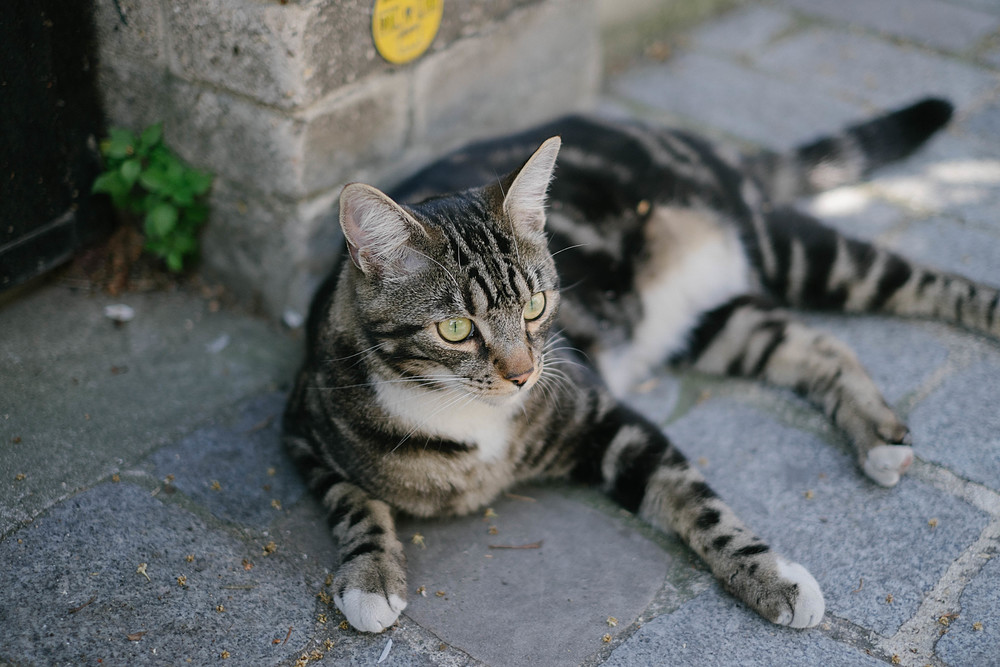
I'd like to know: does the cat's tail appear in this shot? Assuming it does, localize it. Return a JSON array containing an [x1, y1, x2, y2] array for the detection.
[[745, 97, 953, 202]]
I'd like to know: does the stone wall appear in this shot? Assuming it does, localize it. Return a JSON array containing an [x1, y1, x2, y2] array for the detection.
[[92, 0, 599, 319]]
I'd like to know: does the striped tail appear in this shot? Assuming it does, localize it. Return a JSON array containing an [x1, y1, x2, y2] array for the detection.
[[755, 206, 1000, 340], [745, 97, 954, 203]]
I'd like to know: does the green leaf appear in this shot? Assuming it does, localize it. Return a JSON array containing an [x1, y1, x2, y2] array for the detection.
[[140, 124, 163, 149], [120, 159, 142, 186], [138, 167, 169, 193], [105, 129, 135, 159], [166, 251, 184, 273], [92, 171, 132, 209], [145, 203, 178, 239], [171, 186, 194, 207], [91, 171, 120, 195], [187, 170, 214, 195], [185, 201, 209, 224]]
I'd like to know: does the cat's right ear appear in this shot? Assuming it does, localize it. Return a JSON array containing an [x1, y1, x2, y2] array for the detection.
[[339, 183, 428, 276]]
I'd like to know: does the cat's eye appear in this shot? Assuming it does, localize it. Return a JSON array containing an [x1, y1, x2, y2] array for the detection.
[[437, 317, 474, 342], [523, 292, 546, 321]]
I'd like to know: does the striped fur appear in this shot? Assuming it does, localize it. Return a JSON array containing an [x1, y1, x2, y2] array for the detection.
[[284, 97, 989, 633]]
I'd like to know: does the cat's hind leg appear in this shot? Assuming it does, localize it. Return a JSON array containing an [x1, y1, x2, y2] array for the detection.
[[573, 399, 825, 627], [684, 296, 913, 486]]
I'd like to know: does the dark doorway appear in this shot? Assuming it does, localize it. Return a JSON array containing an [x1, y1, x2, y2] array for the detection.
[[0, 0, 110, 291]]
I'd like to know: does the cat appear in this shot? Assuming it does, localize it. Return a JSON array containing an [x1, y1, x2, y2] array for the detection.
[[283, 97, 998, 634]]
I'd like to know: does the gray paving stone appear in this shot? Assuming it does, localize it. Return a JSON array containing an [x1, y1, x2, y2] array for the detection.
[[935, 547, 1000, 666], [754, 27, 1000, 110], [690, 5, 795, 58], [777, 0, 1000, 53], [604, 587, 886, 667], [665, 399, 990, 637], [0, 482, 320, 665], [397, 486, 673, 667], [908, 359, 1000, 489], [0, 285, 299, 534], [888, 217, 1000, 287], [147, 392, 305, 529], [610, 53, 867, 149], [962, 95, 1000, 151], [868, 130, 1000, 231]]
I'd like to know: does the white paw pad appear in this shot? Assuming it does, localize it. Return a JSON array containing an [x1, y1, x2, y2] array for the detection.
[[334, 589, 407, 633], [863, 445, 914, 487], [774, 558, 825, 628]]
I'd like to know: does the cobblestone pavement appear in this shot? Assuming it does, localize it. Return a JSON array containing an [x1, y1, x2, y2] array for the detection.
[[3, 1, 999, 665]]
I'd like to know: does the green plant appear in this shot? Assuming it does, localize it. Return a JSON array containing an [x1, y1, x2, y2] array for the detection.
[[92, 124, 214, 272]]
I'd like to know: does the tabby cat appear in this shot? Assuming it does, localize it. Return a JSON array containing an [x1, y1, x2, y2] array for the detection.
[[284, 97, 998, 633]]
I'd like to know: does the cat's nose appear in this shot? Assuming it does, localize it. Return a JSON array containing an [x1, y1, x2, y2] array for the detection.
[[506, 368, 534, 387]]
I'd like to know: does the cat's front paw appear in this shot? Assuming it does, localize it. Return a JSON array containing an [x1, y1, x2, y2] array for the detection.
[[771, 558, 825, 628], [334, 589, 407, 633]]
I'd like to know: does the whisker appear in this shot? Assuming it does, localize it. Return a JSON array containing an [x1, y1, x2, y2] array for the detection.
[[550, 242, 590, 258]]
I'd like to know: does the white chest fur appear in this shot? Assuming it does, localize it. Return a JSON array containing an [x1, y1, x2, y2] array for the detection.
[[598, 207, 751, 395], [375, 381, 518, 461]]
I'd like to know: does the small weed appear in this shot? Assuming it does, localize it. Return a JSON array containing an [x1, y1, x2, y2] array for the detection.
[[92, 124, 213, 272]]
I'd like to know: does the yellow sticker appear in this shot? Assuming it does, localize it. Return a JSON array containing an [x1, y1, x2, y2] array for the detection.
[[372, 0, 443, 65]]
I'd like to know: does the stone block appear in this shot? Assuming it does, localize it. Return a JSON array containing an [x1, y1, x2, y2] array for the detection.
[[92, 0, 165, 68], [300, 73, 412, 196], [162, 79, 307, 198], [164, 0, 546, 112], [777, 0, 1000, 54], [413, 0, 600, 152], [94, 62, 173, 136], [199, 178, 342, 318]]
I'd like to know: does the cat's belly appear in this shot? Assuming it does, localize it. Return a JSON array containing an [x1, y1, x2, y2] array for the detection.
[[596, 207, 752, 395]]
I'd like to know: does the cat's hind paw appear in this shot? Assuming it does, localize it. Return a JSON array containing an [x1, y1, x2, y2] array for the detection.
[[862, 444, 913, 487], [773, 558, 825, 628], [334, 589, 407, 633]]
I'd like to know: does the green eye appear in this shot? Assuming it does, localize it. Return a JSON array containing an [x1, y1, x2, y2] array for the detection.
[[523, 292, 546, 321], [437, 317, 474, 342]]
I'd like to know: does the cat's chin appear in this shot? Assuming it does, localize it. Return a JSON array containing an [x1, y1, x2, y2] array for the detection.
[[474, 385, 535, 408]]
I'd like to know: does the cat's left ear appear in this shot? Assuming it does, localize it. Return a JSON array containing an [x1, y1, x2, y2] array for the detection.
[[503, 136, 561, 235]]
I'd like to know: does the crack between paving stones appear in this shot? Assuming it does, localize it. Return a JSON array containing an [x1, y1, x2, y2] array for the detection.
[[878, 519, 1000, 667]]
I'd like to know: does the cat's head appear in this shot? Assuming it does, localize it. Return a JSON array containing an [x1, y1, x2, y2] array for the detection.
[[338, 137, 562, 404]]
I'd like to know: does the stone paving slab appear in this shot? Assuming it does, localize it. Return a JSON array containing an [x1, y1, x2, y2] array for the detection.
[[935, 552, 1000, 666], [752, 27, 1000, 110], [604, 586, 887, 667], [0, 286, 299, 535], [398, 487, 674, 667], [0, 481, 318, 665], [776, 0, 1000, 53], [610, 52, 869, 149]]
